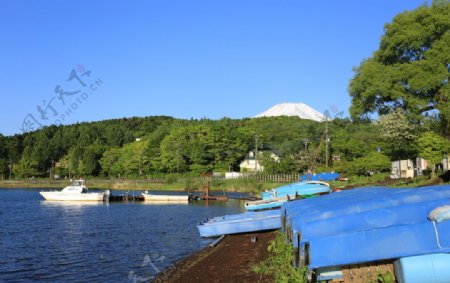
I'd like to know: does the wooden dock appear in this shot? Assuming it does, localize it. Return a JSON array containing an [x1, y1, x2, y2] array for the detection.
[[108, 193, 145, 202], [192, 182, 228, 201]]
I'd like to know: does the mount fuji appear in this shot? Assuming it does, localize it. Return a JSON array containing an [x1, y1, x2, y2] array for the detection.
[[254, 103, 328, 122]]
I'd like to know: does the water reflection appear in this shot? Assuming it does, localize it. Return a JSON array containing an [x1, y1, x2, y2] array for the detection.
[[140, 201, 189, 205], [40, 201, 106, 207]]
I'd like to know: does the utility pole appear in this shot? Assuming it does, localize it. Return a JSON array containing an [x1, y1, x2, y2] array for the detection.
[[9, 158, 12, 180], [325, 117, 329, 168], [50, 160, 54, 179], [254, 134, 259, 173], [139, 158, 142, 176]]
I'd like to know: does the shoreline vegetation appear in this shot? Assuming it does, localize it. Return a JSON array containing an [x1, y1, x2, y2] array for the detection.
[[0, 173, 446, 192], [0, 177, 284, 193]]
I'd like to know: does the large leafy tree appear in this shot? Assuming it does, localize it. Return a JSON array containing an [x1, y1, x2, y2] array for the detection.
[[349, 1, 450, 135], [352, 152, 391, 175]]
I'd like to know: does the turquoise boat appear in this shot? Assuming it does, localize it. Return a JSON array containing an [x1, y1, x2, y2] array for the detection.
[[245, 193, 323, 211], [245, 181, 331, 211], [197, 209, 281, 238], [261, 181, 331, 200], [245, 196, 290, 211]]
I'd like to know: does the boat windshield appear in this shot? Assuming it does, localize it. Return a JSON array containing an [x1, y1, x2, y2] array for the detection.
[[71, 181, 83, 186]]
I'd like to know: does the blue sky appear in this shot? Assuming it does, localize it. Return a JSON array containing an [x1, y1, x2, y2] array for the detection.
[[0, 0, 428, 136]]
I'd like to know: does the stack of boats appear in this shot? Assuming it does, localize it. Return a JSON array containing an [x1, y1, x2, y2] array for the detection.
[[198, 181, 450, 282], [245, 181, 331, 211], [282, 185, 450, 282], [197, 181, 332, 237]]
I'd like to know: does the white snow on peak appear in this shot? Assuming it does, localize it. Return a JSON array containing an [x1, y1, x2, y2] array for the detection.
[[254, 102, 328, 122]]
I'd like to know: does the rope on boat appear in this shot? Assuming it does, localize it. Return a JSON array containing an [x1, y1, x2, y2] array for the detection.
[[432, 221, 443, 249]]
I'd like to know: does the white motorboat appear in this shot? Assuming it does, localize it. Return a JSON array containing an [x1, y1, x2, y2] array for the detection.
[[141, 191, 189, 202], [40, 179, 105, 201]]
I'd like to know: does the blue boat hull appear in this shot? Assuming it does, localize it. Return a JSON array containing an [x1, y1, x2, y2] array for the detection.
[[291, 197, 450, 249], [245, 197, 289, 211], [395, 254, 450, 283], [197, 209, 281, 238], [308, 219, 450, 268], [300, 172, 340, 181], [281, 185, 450, 271]]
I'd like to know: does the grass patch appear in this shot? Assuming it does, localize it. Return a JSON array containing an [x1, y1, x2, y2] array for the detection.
[[329, 173, 390, 189], [373, 271, 395, 283], [253, 231, 305, 283]]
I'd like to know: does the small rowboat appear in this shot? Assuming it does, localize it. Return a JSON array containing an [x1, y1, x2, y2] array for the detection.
[[261, 181, 331, 200], [245, 195, 320, 211], [197, 209, 281, 238], [141, 192, 189, 202], [245, 181, 332, 211]]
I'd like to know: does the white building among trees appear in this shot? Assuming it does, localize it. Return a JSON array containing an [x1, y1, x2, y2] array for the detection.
[[239, 150, 280, 172]]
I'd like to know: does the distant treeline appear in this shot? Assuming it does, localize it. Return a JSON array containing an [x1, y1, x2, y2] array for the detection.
[[0, 116, 385, 178]]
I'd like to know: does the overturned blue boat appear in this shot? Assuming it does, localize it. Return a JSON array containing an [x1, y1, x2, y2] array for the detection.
[[197, 209, 281, 238], [281, 185, 450, 282], [300, 172, 340, 182]]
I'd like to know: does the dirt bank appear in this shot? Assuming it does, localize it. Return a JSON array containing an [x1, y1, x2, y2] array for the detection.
[[154, 231, 277, 283]]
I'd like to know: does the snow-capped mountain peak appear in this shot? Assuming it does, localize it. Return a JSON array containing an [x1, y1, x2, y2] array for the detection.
[[254, 102, 328, 122]]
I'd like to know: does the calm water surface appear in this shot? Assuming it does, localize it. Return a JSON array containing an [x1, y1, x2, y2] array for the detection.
[[0, 188, 245, 282]]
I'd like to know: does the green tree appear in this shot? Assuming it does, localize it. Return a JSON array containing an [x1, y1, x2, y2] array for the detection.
[[331, 121, 381, 161], [349, 1, 450, 135], [13, 154, 40, 178], [160, 128, 190, 173], [418, 131, 450, 177], [99, 147, 121, 177], [261, 153, 294, 174], [119, 140, 148, 177], [160, 125, 215, 174], [210, 120, 252, 171], [352, 152, 391, 176], [378, 109, 419, 159], [144, 124, 170, 172], [292, 149, 316, 173], [81, 145, 105, 176]]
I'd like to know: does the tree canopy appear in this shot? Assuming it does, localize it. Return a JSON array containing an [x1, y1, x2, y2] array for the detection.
[[349, 1, 450, 135]]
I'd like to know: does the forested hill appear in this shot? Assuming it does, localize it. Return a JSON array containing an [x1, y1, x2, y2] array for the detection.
[[0, 115, 383, 178]]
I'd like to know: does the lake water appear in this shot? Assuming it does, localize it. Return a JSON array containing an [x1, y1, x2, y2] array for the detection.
[[0, 188, 245, 282]]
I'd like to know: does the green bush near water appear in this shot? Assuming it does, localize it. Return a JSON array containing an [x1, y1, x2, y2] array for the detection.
[[253, 232, 306, 283]]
